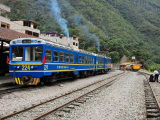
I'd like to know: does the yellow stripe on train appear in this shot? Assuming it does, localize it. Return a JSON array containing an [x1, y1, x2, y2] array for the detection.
[[14, 77, 39, 85], [15, 77, 23, 85]]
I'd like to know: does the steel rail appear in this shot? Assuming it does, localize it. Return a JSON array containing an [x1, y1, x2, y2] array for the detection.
[[143, 74, 160, 119], [0, 71, 125, 120], [33, 78, 118, 120], [0, 86, 23, 95]]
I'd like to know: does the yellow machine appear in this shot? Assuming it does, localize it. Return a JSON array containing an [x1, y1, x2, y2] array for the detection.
[[132, 64, 141, 70]]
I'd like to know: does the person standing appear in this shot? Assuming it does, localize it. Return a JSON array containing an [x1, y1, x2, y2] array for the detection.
[[153, 69, 159, 82]]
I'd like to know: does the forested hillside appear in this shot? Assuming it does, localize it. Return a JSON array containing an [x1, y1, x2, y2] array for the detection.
[[1, 0, 160, 69]]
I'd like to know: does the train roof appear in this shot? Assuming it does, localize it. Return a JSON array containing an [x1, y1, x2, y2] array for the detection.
[[10, 38, 111, 59]]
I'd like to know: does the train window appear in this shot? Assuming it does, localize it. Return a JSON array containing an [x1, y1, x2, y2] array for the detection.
[[79, 55, 82, 63], [91, 57, 92, 64], [97, 58, 99, 64], [25, 46, 42, 61], [93, 58, 94, 64], [85, 56, 87, 64], [102, 59, 104, 64], [100, 59, 102, 64], [70, 54, 74, 63], [60, 52, 64, 62], [46, 49, 52, 62], [66, 53, 69, 62], [88, 57, 90, 64], [76, 55, 78, 63], [53, 51, 59, 62], [82, 56, 85, 63], [12, 46, 23, 61]]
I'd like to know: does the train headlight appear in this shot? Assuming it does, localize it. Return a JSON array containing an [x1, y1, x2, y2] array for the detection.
[[31, 66, 34, 70], [17, 66, 20, 69]]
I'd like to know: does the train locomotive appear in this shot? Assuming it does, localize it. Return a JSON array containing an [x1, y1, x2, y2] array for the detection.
[[9, 38, 111, 85]]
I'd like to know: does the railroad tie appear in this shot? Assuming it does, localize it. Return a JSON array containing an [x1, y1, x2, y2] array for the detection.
[[71, 103, 81, 106], [60, 108, 70, 113], [54, 113, 64, 117], [147, 109, 159, 113], [66, 105, 75, 109], [147, 113, 160, 118]]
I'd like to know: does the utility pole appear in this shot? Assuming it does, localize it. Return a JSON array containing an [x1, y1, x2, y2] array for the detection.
[[143, 50, 144, 69]]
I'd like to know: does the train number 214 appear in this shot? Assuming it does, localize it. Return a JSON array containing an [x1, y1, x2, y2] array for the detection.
[[22, 65, 30, 70]]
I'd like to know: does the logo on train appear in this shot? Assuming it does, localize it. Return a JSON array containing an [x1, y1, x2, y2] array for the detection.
[[44, 65, 48, 70]]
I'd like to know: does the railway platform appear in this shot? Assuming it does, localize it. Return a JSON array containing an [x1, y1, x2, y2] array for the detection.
[[0, 75, 13, 85]]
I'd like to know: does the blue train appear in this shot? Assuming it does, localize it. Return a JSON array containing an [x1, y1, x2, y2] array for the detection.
[[9, 38, 111, 85]]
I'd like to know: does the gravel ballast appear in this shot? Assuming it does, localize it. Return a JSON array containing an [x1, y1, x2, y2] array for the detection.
[[0, 71, 147, 119]]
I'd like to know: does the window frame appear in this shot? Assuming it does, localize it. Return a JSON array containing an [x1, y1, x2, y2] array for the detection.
[[86, 56, 87, 64], [60, 51, 65, 62], [76, 55, 78, 63], [53, 50, 59, 62], [11, 46, 24, 61], [79, 55, 82, 63], [82, 56, 85, 64], [88, 57, 90, 64], [46, 49, 52, 62], [70, 53, 74, 63], [66, 52, 70, 63], [91, 57, 92, 64]]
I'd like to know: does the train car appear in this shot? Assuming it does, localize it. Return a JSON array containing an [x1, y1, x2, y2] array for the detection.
[[9, 38, 111, 85], [131, 64, 141, 71]]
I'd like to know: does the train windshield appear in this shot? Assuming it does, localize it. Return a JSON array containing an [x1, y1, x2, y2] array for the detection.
[[12, 46, 23, 61], [25, 46, 42, 61], [11, 46, 42, 61]]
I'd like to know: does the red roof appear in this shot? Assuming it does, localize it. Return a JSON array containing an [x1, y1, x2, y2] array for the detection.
[[0, 27, 38, 40]]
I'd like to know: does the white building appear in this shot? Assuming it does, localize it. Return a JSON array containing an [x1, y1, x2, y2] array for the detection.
[[40, 33, 79, 49], [10, 20, 40, 37], [0, 3, 79, 48], [0, 3, 10, 29]]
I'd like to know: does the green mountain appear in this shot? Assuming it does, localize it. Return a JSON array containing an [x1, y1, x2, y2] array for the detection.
[[1, 0, 160, 68]]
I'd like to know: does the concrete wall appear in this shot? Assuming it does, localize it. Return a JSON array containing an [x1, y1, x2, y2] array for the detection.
[[0, 3, 10, 28], [0, 3, 10, 13], [112, 64, 120, 70], [39, 34, 79, 49], [0, 16, 10, 26], [10, 21, 40, 34]]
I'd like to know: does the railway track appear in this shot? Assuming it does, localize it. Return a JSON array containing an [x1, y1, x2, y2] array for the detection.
[[0, 85, 42, 98], [0, 71, 125, 120], [143, 74, 160, 119], [0, 86, 25, 96]]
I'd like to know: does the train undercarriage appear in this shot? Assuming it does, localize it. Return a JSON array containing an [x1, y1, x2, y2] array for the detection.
[[14, 69, 110, 85]]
